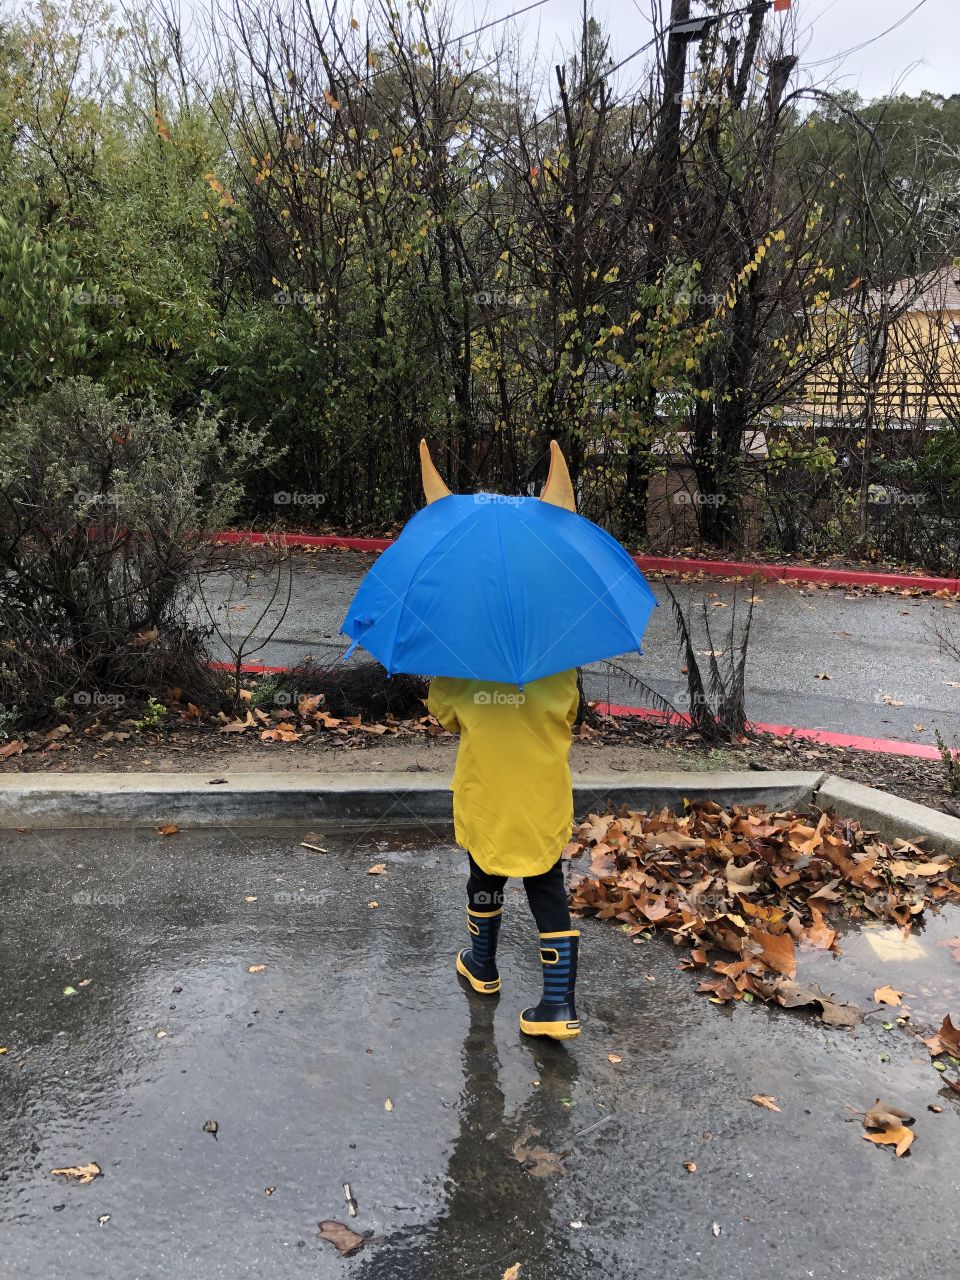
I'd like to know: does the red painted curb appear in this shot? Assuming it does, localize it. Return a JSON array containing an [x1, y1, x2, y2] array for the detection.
[[211, 663, 944, 761], [597, 701, 944, 761], [213, 530, 393, 552], [211, 530, 960, 593]]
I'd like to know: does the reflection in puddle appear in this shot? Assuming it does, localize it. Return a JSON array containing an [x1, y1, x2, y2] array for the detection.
[[797, 905, 960, 1024]]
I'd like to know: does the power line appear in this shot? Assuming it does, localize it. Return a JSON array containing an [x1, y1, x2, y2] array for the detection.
[[800, 0, 931, 69], [457, 0, 552, 42]]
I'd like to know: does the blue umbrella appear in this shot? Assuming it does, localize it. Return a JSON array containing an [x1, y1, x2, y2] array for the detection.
[[340, 441, 657, 686]]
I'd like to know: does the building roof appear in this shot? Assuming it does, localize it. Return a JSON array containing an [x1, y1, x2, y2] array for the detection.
[[880, 263, 960, 314]]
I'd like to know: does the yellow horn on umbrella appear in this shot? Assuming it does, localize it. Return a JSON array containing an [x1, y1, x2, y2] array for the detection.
[[419, 438, 452, 504], [539, 440, 576, 512]]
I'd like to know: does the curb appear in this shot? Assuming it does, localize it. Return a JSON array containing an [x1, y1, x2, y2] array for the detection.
[[0, 770, 824, 831], [814, 774, 960, 859], [211, 530, 960, 594], [3, 769, 958, 858]]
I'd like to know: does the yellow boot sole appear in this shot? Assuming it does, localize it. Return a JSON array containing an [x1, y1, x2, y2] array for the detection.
[[456, 950, 501, 995], [519, 1014, 581, 1040]]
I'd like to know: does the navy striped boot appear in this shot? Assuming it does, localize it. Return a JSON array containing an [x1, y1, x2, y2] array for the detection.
[[520, 930, 581, 1040], [456, 907, 502, 995]]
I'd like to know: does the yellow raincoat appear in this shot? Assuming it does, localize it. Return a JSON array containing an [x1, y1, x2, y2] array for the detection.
[[428, 670, 579, 878]]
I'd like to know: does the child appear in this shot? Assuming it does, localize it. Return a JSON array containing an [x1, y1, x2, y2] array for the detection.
[[343, 440, 653, 1039], [428, 665, 582, 1041]]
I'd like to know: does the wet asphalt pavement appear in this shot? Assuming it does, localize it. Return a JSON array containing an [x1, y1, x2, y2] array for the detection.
[[2, 824, 959, 1279], [200, 551, 960, 744]]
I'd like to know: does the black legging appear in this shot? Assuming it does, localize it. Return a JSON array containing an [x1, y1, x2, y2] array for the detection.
[[466, 853, 571, 934]]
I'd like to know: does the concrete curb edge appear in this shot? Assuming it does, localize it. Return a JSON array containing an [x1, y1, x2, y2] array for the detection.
[[0, 770, 823, 831], [2, 769, 959, 858]]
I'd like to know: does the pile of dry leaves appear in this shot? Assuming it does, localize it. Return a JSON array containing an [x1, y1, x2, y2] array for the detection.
[[567, 802, 960, 1028], [217, 691, 441, 745]]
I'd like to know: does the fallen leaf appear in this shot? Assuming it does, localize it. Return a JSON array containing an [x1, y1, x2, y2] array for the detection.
[[367, 863, 387, 875], [202, 1120, 218, 1137], [247, 964, 267, 973], [683, 1160, 697, 1173], [318, 1220, 366, 1257], [874, 986, 904, 1006], [156, 823, 179, 837], [0, 739, 24, 758], [63, 986, 77, 997], [503, 1267, 522, 1280], [607, 1053, 622, 1064], [862, 1099, 915, 1156], [863, 1126, 914, 1157], [384, 1098, 394, 1111], [750, 1094, 782, 1113], [51, 1162, 102, 1184], [512, 1126, 567, 1177], [924, 1014, 960, 1057], [746, 927, 796, 978]]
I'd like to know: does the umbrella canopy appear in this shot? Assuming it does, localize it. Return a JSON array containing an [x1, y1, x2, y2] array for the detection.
[[340, 445, 656, 685]]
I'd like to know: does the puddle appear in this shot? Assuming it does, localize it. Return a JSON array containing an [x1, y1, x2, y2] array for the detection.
[[797, 905, 960, 1027]]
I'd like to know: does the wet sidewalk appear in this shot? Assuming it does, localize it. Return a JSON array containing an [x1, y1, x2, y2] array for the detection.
[[1, 824, 958, 1279]]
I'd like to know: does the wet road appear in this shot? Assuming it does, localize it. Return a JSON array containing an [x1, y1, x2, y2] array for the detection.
[[199, 551, 960, 744], [1, 825, 959, 1279]]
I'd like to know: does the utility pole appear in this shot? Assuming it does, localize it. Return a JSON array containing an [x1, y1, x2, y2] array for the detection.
[[649, 0, 691, 272]]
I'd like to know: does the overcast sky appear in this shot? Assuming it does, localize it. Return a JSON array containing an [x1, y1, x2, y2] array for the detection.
[[459, 0, 958, 102]]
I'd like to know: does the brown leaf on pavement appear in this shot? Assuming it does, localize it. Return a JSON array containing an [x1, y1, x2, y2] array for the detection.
[[804, 905, 837, 950], [923, 1015, 960, 1057], [367, 863, 387, 875], [862, 1100, 915, 1157], [863, 1127, 915, 1157], [51, 1162, 102, 1184], [318, 1220, 367, 1256], [156, 823, 179, 837], [746, 927, 796, 978], [750, 1095, 782, 1112], [874, 986, 904, 1006], [512, 1126, 567, 1177]]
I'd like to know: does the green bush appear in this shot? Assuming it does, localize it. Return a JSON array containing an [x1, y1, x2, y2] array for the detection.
[[0, 377, 266, 725]]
